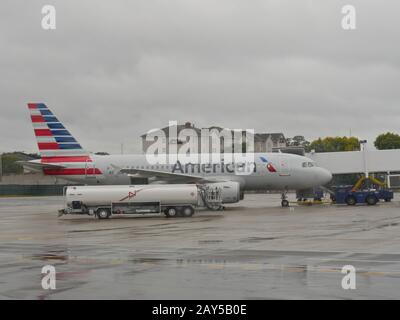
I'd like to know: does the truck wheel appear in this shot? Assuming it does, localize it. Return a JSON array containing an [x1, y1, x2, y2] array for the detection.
[[345, 196, 356, 206], [181, 206, 194, 217], [165, 207, 178, 218], [366, 195, 378, 205], [97, 208, 111, 219], [385, 198, 391, 202]]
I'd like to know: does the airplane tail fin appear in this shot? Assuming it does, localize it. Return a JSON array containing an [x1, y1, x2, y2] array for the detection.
[[27, 103, 89, 159]]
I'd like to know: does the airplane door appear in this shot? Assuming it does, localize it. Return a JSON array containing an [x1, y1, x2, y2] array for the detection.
[[277, 156, 290, 176], [85, 160, 97, 180]]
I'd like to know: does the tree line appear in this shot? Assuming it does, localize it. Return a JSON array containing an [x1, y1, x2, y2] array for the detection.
[[286, 132, 400, 153]]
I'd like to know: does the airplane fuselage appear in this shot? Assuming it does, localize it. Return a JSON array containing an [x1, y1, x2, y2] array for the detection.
[[34, 152, 332, 190]]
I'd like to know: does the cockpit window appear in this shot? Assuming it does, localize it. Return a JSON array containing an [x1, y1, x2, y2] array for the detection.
[[302, 162, 316, 167]]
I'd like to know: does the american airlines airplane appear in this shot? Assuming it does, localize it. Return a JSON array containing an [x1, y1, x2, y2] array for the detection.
[[21, 103, 332, 206]]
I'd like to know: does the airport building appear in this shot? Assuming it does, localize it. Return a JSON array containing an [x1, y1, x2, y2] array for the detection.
[[141, 122, 286, 154]]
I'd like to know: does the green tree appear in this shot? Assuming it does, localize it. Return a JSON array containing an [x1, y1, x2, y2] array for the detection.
[[1, 153, 24, 175], [309, 136, 360, 153], [374, 132, 400, 150], [286, 135, 311, 152]]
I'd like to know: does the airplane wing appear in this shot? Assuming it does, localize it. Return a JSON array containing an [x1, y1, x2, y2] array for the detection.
[[114, 165, 226, 184], [17, 161, 66, 172]]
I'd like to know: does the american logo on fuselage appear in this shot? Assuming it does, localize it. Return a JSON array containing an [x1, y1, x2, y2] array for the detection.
[[260, 156, 277, 173]]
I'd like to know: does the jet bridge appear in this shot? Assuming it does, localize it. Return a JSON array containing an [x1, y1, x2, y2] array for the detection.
[[307, 149, 400, 175]]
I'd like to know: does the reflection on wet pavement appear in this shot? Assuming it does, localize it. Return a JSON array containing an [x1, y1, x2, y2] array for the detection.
[[1, 194, 400, 299]]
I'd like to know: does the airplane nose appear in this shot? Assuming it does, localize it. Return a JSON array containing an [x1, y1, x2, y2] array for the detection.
[[318, 168, 332, 185]]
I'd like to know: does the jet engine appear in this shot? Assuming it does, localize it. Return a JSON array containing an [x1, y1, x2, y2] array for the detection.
[[204, 181, 242, 203]]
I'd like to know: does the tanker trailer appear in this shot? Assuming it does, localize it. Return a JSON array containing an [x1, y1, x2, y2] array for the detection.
[[60, 184, 200, 219]]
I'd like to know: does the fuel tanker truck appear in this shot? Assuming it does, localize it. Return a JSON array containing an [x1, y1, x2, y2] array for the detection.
[[59, 182, 241, 219]]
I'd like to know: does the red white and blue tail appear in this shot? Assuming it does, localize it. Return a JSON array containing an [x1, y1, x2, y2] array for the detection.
[[27, 103, 89, 160]]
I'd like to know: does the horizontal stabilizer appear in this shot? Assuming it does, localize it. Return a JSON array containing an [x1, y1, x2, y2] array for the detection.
[[17, 160, 66, 173]]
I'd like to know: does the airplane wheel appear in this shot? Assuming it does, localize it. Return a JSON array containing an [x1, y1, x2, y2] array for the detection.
[[345, 196, 356, 206], [366, 195, 378, 205], [181, 206, 194, 217], [281, 200, 289, 207], [165, 207, 178, 218], [97, 208, 111, 219]]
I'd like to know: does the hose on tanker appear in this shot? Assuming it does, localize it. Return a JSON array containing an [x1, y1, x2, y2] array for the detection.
[[198, 186, 223, 211]]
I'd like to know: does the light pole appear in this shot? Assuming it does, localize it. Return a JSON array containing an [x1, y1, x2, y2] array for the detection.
[[0, 152, 2, 182], [360, 140, 368, 178]]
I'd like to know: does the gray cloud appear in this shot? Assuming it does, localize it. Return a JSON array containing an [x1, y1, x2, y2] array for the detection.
[[1, 0, 399, 154]]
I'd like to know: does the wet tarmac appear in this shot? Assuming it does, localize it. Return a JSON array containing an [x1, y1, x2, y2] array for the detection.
[[1, 194, 400, 299]]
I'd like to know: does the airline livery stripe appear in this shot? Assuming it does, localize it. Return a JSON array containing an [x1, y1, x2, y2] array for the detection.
[[54, 137, 76, 143], [58, 144, 82, 149], [31, 115, 45, 123], [41, 156, 92, 163], [47, 123, 65, 129], [29, 109, 42, 116], [43, 168, 102, 175], [43, 116, 59, 122], [39, 109, 53, 116], [36, 137, 56, 143], [32, 123, 49, 129], [38, 142, 60, 150], [28, 103, 48, 109], [34, 129, 53, 136], [39, 150, 88, 157], [50, 130, 71, 136]]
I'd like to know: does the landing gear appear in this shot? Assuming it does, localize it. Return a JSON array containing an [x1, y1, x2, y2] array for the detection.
[[281, 190, 289, 207]]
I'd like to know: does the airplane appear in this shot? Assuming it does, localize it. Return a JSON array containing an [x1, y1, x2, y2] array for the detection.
[[20, 103, 332, 207]]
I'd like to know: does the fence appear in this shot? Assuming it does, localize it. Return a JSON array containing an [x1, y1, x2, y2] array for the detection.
[[0, 185, 67, 196]]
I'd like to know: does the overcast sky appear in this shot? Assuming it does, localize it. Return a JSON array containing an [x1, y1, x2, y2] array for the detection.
[[1, 0, 399, 154]]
